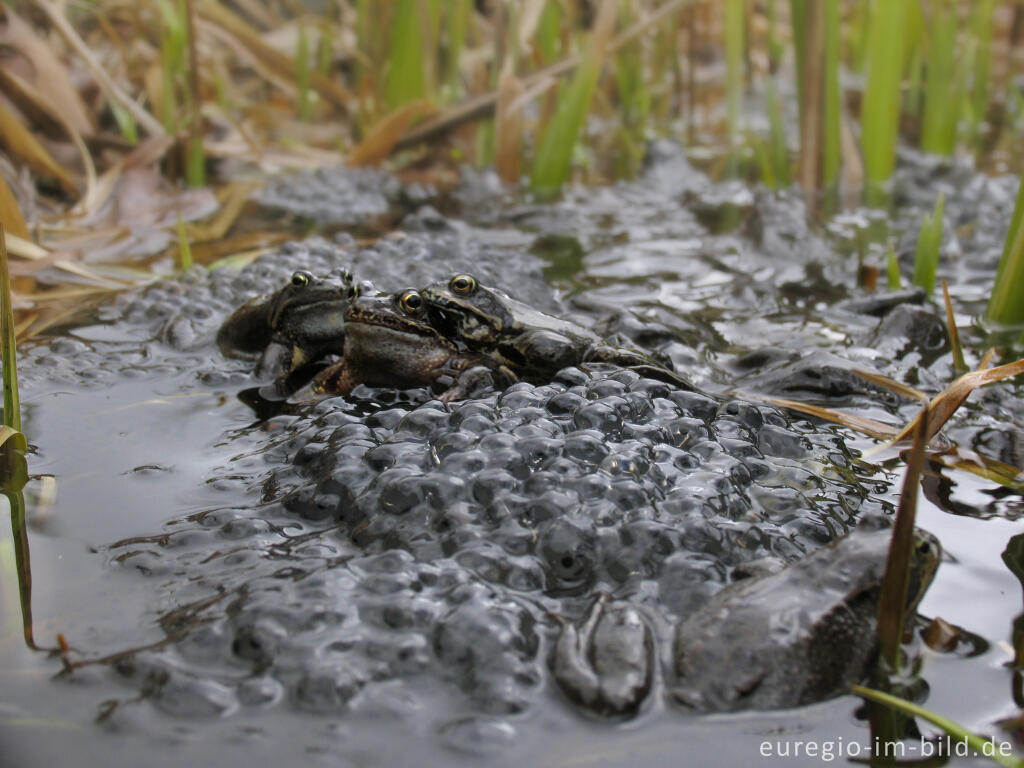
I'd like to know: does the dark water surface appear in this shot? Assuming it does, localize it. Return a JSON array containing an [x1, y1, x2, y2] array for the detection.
[[2, 144, 1023, 766]]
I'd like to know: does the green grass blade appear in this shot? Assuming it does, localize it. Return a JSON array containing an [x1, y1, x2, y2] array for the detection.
[[110, 101, 138, 145], [913, 193, 945, 294], [822, 0, 840, 187], [296, 25, 312, 121], [536, 0, 561, 63], [385, 0, 427, 109], [920, 0, 958, 155], [0, 225, 21, 434], [790, 0, 807, 116], [764, 78, 789, 187], [176, 213, 193, 271], [970, 0, 995, 138], [862, 0, 909, 205], [987, 178, 1024, 325], [444, 0, 471, 97], [724, 0, 745, 157], [852, 686, 1024, 768], [530, 0, 616, 199], [887, 246, 901, 290]]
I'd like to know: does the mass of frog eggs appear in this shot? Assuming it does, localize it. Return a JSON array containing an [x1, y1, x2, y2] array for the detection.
[[101, 364, 881, 735], [17, 143, 1024, 752]]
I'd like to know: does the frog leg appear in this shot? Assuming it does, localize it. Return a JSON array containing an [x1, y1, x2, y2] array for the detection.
[[308, 359, 362, 396]]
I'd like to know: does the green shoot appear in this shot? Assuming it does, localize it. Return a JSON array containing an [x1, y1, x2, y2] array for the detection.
[[0, 224, 20, 434], [886, 246, 901, 290], [535, 0, 561, 64], [530, 0, 616, 199], [862, 0, 908, 205], [156, 0, 185, 134], [296, 25, 312, 121], [853, 686, 1024, 768], [920, 0, 958, 155], [612, 0, 650, 179], [969, 0, 996, 143], [176, 213, 193, 271], [724, 0, 744, 163], [385, 0, 427, 109], [444, 0, 471, 97], [110, 101, 138, 145], [822, 0, 839, 188], [987, 178, 1024, 326], [913, 193, 945, 294], [764, 77, 789, 188], [790, 0, 807, 116]]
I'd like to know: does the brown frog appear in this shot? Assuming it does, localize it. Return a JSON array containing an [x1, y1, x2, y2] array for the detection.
[[217, 269, 355, 386], [421, 274, 690, 388], [307, 288, 508, 402]]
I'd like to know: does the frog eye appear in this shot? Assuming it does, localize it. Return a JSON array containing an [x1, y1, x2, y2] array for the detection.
[[449, 274, 477, 295], [291, 270, 314, 287], [399, 289, 425, 315]]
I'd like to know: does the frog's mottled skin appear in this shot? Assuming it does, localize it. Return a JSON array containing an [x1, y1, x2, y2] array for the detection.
[[217, 269, 354, 382], [551, 595, 653, 717], [421, 274, 690, 388], [671, 516, 941, 712], [309, 289, 506, 401]]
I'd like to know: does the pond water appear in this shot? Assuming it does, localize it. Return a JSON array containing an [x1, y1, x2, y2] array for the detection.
[[2, 143, 1023, 767]]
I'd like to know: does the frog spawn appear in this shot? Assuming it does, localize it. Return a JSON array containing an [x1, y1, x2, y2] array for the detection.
[[103, 365, 881, 729]]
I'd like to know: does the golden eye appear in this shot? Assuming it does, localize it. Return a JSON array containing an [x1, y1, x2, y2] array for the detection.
[[291, 270, 313, 287], [399, 289, 424, 314], [449, 274, 477, 295]]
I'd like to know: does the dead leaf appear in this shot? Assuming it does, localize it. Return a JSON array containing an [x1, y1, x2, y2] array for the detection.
[[751, 394, 900, 440], [0, 101, 78, 194], [893, 358, 1024, 443], [347, 100, 437, 166], [0, 174, 29, 239], [196, 0, 350, 110], [0, 7, 95, 136]]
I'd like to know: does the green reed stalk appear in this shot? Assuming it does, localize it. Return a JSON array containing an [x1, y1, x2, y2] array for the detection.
[[790, 0, 807, 115], [853, 686, 1024, 768], [183, 0, 204, 187], [862, 0, 909, 205], [156, 0, 186, 134], [296, 25, 312, 121], [920, 0, 958, 155], [530, 0, 615, 199], [536, 0, 562, 63], [913, 193, 945, 294], [176, 213, 193, 271], [970, 0, 995, 141], [724, 0, 745, 159], [0, 225, 19, 433], [764, 78, 789, 188], [385, 0, 427, 109], [444, 0, 471, 97], [612, 0, 649, 179], [822, 0, 840, 189], [987, 179, 1024, 326]]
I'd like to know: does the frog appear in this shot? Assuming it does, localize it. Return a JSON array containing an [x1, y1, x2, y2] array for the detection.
[[670, 514, 941, 712], [551, 594, 654, 717], [305, 288, 508, 402], [217, 269, 355, 387], [420, 274, 691, 388]]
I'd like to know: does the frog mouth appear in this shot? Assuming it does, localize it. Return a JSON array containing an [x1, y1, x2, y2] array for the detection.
[[427, 306, 461, 336]]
